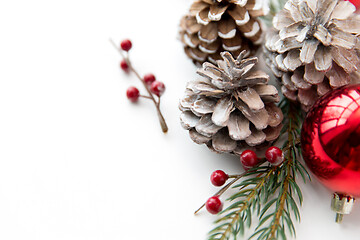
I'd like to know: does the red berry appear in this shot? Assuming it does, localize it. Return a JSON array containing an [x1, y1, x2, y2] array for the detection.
[[150, 81, 165, 97], [120, 39, 132, 51], [120, 60, 129, 72], [265, 146, 284, 166], [205, 196, 223, 215], [144, 73, 156, 85], [240, 150, 258, 169], [210, 170, 229, 187], [126, 86, 140, 102]]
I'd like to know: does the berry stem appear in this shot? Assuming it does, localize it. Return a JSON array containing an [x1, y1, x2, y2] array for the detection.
[[110, 39, 168, 133], [139, 95, 152, 100], [194, 172, 247, 215], [228, 174, 243, 178]]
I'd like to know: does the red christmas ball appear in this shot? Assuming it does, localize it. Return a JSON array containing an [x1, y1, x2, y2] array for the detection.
[[301, 84, 360, 197]]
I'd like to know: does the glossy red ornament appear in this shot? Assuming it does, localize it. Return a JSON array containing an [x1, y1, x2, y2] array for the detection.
[[301, 84, 360, 197]]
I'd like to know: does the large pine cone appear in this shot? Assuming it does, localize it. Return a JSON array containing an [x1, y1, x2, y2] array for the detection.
[[179, 51, 283, 156], [264, 0, 360, 111], [180, 0, 265, 65]]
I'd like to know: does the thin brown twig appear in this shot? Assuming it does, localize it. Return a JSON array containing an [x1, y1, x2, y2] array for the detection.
[[193, 166, 269, 215], [109, 39, 168, 133], [139, 95, 152, 100], [194, 173, 246, 215]]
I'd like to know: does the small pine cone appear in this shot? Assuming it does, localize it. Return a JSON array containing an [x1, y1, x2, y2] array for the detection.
[[179, 51, 283, 156], [180, 0, 265, 65], [264, 0, 360, 111]]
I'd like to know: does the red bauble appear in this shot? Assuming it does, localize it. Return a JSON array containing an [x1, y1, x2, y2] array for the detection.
[[301, 84, 360, 197]]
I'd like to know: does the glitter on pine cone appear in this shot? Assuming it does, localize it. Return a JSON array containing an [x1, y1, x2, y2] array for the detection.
[[179, 51, 283, 156], [264, 0, 360, 111], [301, 84, 360, 197], [180, 0, 266, 65]]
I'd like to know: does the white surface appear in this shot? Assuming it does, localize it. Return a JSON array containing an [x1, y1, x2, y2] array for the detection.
[[0, 0, 359, 239]]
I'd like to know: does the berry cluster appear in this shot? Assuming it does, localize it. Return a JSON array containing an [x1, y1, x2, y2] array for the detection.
[[198, 147, 284, 215], [111, 39, 168, 133], [119, 39, 166, 102], [240, 146, 284, 170]]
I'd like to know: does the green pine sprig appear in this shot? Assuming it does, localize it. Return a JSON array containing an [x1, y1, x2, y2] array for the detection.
[[207, 99, 310, 240]]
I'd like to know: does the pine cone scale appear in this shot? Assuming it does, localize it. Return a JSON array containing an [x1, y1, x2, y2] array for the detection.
[[213, 129, 237, 152], [211, 96, 234, 126], [180, 111, 200, 129], [265, 103, 283, 128], [189, 128, 211, 144], [190, 1, 208, 16], [319, 0, 337, 24], [284, 49, 301, 71], [209, 4, 228, 21], [237, 87, 264, 111], [218, 18, 237, 38], [235, 101, 269, 130], [228, 5, 250, 26], [331, 47, 357, 73], [195, 114, 222, 137], [331, 1, 356, 20], [304, 63, 324, 85], [300, 40, 318, 64], [245, 128, 266, 146], [228, 112, 251, 140], [314, 46, 332, 71], [196, 7, 211, 25], [199, 22, 218, 43]]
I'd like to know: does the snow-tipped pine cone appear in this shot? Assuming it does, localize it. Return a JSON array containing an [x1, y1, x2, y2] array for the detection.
[[179, 51, 283, 155], [180, 0, 266, 65], [264, 0, 360, 111]]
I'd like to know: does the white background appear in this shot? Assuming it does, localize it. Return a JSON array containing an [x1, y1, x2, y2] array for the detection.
[[0, 0, 359, 239]]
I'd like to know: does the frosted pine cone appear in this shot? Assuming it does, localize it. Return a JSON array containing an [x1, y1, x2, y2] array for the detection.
[[179, 51, 283, 156], [264, 0, 360, 111], [180, 0, 266, 65]]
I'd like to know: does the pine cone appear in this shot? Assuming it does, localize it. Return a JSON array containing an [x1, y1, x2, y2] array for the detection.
[[180, 0, 265, 65], [264, 0, 360, 111], [179, 51, 283, 156]]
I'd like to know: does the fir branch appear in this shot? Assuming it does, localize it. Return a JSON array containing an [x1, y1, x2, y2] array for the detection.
[[207, 99, 310, 240], [208, 166, 274, 240], [251, 100, 309, 240]]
